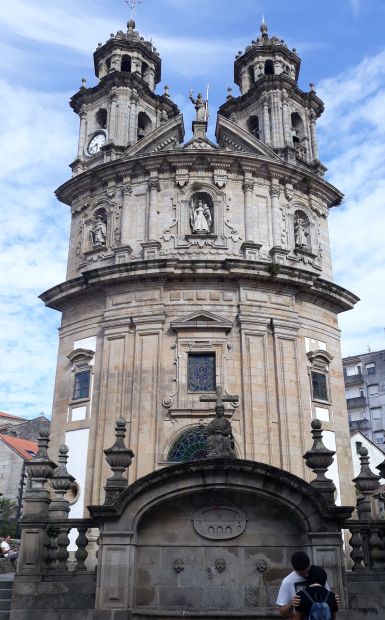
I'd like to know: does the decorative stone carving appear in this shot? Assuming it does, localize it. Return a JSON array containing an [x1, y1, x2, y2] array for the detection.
[[294, 215, 309, 248], [173, 559, 184, 573], [200, 387, 239, 459], [189, 90, 208, 122], [91, 215, 107, 248], [104, 418, 134, 505], [191, 198, 212, 234], [256, 558, 268, 573], [353, 447, 380, 520], [214, 558, 226, 573], [193, 504, 247, 540]]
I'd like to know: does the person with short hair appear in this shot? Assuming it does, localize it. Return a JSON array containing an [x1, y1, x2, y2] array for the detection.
[[276, 552, 311, 617], [0, 535, 18, 564], [294, 565, 338, 619]]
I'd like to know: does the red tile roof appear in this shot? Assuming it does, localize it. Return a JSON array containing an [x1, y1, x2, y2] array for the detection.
[[0, 412, 25, 421], [0, 434, 37, 459]]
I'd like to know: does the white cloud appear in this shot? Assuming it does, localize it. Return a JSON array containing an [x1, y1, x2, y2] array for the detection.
[[0, 78, 73, 418], [318, 49, 385, 356]]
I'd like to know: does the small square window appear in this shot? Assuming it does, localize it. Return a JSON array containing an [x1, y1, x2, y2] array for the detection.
[[366, 363, 376, 375], [187, 353, 216, 392], [312, 371, 328, 401], [368, 384, 379, 396], [371, 408, 382, 420], [73, 370, 90, 400], [374, 433, 384, 444]]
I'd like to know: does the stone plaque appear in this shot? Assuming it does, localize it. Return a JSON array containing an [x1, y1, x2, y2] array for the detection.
[[193, 505, 247, 540]]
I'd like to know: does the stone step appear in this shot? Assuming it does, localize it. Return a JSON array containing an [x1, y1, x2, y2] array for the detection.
[[0, 591, 11, 601], [0, 612, 9, 620], [0, 580, 13, 590]]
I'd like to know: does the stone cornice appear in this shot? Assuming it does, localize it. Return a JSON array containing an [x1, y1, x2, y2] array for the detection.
[[39, 258, 359, 314], [55, 149, 343, 208]]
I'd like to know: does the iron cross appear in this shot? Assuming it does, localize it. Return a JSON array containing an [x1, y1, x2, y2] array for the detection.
[[125, 0, 142, 20], [200, 386, 239, 408]]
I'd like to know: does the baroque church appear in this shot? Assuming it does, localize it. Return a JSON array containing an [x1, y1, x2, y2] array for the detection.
[[14, 13, 385, 620], [43, 16, 357, 511]]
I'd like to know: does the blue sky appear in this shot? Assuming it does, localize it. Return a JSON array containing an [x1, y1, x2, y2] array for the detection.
[[1, 0, 385, 419]]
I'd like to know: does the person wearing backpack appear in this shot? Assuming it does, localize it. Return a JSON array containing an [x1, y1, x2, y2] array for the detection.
[[293, 565, 338, 620]]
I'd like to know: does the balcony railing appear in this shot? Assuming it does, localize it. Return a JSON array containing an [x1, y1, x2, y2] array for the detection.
[[349, 418, 370, 431], [346, 396, 367, 408], [345, 373, 364, 387]]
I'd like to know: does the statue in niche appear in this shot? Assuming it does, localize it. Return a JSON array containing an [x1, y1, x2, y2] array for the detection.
[[189, 90, 208, 122], [294, 216, 309, 248], [191, 199, 212, 234], [206, 403, 236, 459], [91, 215, 107, 247]]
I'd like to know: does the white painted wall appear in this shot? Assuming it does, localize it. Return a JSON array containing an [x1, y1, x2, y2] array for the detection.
[[323, 430, 341, 506]]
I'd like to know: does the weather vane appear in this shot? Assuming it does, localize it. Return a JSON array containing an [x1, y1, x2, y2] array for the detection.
[[125, 0, 142, 20]]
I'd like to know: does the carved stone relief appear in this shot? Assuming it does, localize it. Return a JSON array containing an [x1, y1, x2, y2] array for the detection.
[[193, 504, 247, 540]]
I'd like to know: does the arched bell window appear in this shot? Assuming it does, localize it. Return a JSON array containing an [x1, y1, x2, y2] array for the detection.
[[121, 55, 131, 73], [247, 115, 260, 139], [264, 59, 275, 75], [137, 111, 152, 140]]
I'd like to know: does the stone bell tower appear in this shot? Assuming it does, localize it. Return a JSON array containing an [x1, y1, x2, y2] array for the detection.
[[43, 17, 357, 516]]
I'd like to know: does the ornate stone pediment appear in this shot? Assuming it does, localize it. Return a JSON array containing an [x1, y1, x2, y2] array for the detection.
[[121, 115, 185, 158], [170, 310, 233, 333], [216, 114, 281, 160]]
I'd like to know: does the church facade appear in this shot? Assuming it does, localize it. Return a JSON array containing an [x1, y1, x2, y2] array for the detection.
[[42, 17, 358, 514]]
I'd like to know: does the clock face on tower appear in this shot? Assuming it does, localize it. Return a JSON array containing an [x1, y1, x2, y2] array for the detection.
[[87, 132, 106, 155]]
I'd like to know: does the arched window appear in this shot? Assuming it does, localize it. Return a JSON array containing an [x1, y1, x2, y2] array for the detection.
[[247, 115, 260, 139], [291, 112, 305, 144], [95, 108, 107, 129], [167, 427, 208, 463], [265, 59, 275, 75], [141, 61, 149, 81], [137, 111, 152, 140], [248, 65, 255, 85], [105, 57, 111, 71], [294, 209, 311, 250], [121, 55, 131, 72]]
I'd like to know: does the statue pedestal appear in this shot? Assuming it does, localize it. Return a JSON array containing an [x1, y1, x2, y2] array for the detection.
[[192, 120, 208, 139]]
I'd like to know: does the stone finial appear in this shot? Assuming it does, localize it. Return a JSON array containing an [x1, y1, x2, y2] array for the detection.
[[353, 447, 380, 520], [163, 84, 170, 98], [50, 445, 75, 518], [104, 418, 134, 505], [26, 427, 57, 491], [226, 87, 233, 100], [260, 16, 268, 37], [81, 78, 87, 89], [303, 419, 336, 504]]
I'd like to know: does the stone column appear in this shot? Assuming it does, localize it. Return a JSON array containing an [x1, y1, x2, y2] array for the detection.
[[108, 91, 118, 143], [243, 176, 255, 242], [270, 182, 281, 248], [240, 68, 250, 95], [309, 109, 319, 161], [262, 95, 271, 145], [77, 107, 87, 158], [128, 94, 139, 145], [147, 177, 160, 241], [281, 92, 291, 145], [148, 67, 155, 91]]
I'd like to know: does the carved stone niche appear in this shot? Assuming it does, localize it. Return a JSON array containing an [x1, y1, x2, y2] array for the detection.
[[193, 504, 248, 540], [288, 205, 321, 271], [173, 183, 228, 249], [81, 198, 121, 258]]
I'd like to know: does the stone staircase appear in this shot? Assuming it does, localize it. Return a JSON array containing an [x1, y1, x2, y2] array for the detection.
[[0, 575, 14, 619]]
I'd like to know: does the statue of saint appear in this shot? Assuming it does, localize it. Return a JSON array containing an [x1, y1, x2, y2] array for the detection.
[[206, 404, 236, 459], [191, 199, 211, 234], [294, 217, 308, 248], [91, 215, 107, 247], [189, 90, 208, 122]]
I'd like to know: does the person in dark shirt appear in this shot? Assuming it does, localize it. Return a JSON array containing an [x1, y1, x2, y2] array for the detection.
[[294, 565, 338, 619]]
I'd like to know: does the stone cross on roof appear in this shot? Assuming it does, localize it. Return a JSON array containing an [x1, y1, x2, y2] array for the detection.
[[125, 0, 142, 20], [200, 386, 239, 409]]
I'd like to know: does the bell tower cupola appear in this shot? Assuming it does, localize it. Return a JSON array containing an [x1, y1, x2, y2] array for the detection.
[[218, 19, 325, 175], [70, 19, 180, 175]]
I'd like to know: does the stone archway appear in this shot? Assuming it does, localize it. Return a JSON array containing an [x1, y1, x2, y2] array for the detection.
[[92, 460, 349, 618]]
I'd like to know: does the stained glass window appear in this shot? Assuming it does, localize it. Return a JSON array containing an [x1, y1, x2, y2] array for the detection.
[[187, 353, 216, 392], [168, 428, 208, 463], [73, 370, 90, 400]]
